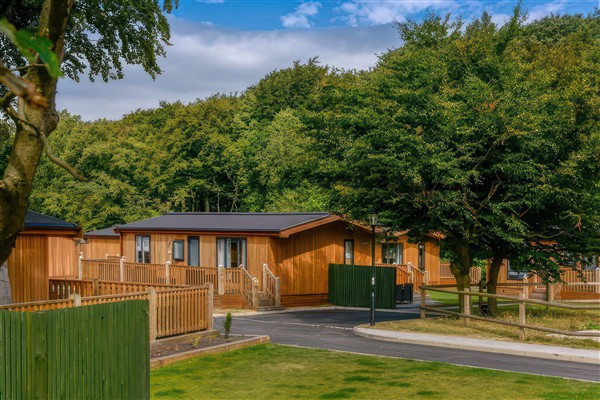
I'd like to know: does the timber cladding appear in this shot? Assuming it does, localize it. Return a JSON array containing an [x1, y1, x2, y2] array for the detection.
[[0, 300, 150, 399]]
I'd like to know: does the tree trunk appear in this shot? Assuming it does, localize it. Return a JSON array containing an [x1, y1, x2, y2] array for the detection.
[[0, 0, 74, 268], [450, 242, 472, 311], [487, 255, 504, 314]]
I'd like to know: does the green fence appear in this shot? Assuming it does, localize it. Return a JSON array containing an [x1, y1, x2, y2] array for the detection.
[[0, 300, 150, 400], [328, 264, 396, 309]]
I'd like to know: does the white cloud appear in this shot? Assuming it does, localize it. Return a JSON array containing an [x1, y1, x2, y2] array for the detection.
[[336, 0, 459, 26], [56, 18, 399, 120], [281, 2, 322, 28], [527, 0, 569, 21]]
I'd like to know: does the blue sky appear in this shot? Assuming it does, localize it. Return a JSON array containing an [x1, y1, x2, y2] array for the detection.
[[58, 1, 599, 120]]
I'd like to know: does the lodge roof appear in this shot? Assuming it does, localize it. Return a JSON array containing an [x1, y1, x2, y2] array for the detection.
[[25, 210, 78, 230], [83, 226, 120, 238], [115, 212, 336, 236]]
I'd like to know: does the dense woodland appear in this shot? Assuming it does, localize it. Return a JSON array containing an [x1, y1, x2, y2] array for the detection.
[[2, 9, 599, 293]]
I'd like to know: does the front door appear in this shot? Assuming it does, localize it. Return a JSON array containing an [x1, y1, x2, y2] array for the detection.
[[217, 238, 247, 268]]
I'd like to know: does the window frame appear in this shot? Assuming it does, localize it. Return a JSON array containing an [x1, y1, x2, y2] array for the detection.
[[187, 236, 200, 267], [344, 240, 354, 265], [135, 235, 151, 264], [173, 240, 184, 261], [382, 242, 404, 265]]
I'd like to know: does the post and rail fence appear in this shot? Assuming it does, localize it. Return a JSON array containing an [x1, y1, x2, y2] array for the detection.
[[419, 284, 600, 341]]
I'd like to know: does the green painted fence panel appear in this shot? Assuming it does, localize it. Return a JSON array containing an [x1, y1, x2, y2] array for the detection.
[[328, 264, 396, 309], [0, 300, 149, 400]]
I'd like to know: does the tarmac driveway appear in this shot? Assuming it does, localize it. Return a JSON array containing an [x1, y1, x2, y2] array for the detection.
[[229, 308, 600, 382]]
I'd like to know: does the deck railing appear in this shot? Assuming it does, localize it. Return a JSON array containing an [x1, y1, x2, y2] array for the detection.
[[6, 280, 213, 341], [262, 263, 281, 307], [240, 268, 257, 308]]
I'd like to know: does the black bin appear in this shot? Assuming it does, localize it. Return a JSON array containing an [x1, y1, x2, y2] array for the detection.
[[395, 283, 414, 303]]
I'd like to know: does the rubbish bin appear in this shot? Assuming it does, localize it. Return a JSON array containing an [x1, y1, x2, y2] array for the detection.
[[396, 283, 414, 303]]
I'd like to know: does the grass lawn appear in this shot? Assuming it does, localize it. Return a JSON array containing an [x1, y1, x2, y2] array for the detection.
[[151, 344, 600, 399], [375, 304, 600, 350]]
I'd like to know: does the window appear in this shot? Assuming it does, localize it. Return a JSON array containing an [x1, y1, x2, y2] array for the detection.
[[173, 240, 184, 261], [188, 236, 200, 267], [344, 240, 354, 265], [507, 260, 528, 280], [217, 238, 247, 268], [418, 243, 425, 271], [382, 243, 403, 264], [136, 235, 150, 263]]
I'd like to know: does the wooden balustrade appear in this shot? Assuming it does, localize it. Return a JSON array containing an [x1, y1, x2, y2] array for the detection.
[[439, 262, 453, 278], [170, 265, 218, 289], [223, 268, 242, 294], [240, 268, 255, 308], [262, 264, 281, 307], [81, 259, 120, 281], [560, 269, 599, 293], [10, 282, 212, 341]]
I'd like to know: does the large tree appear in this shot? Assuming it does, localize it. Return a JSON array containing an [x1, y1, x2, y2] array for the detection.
[[0, 0, 176, 264], [320, 9, 599, 309]]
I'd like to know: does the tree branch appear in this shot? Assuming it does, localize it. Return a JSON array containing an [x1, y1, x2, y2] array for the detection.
[[2, 105, 88, 182], [0, 61, 49, 108], [10, 63, 45, 73]]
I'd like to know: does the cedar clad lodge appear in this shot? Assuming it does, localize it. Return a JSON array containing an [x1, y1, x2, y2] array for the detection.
[[84, 212, 441, 307], [4, 211, 82, 303]]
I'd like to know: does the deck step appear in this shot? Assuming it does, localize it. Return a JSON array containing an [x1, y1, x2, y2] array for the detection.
[[256, 305, 284, 312], [258, 298, 274, 307]]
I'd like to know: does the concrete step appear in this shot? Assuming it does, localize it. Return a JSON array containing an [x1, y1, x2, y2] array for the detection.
[[258, 298, 274, 307], [256, 305, 284, 312]]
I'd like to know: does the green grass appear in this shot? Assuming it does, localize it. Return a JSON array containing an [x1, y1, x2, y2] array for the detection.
[[376, 304, 600, 350], [151, 344, 600, 399]]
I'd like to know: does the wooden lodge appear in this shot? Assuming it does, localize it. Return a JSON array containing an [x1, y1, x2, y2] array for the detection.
[[3, 211, 82, 303], [83, 212, 442, 308]]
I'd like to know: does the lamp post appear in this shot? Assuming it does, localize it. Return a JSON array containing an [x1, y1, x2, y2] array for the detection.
[[369, 213, 378, 326]]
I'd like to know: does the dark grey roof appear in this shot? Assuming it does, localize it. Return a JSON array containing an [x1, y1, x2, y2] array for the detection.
[[116, 212, 332, 233], [25, 210, 78, 229], [84, 226, 120, 238]]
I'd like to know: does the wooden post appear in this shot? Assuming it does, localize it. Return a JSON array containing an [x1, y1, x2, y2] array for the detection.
[[478, 278, 484, 310], [275, 277, 281, 307], [252, 278, 259, 309], [523, 276, 529, 299], [420, 287, 426, 319], [424, 270, 429, 285], [518, 292, 526, 341], [165, 261, 171, 285], [120, 256, 125, 282], [408, 270, 414, 284], [206, 283, 214, 331], [78, 252, 83, 279], [263, 263, 268, 292], [595, 268, 600, 293], [463, 288, 471, 327], [218, 265, 225, 295], [105, 253, 108, 259], [92, 278, 99, 296], [147, 287, 157, 342], [69, 293, 81, 307]]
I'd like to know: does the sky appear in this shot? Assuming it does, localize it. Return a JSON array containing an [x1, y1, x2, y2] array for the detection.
[[57, 0, 598, 120]]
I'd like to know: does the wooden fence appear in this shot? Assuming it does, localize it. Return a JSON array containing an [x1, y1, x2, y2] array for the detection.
[[3, 281, 213, 341], [328, 264, 396, 309], [0, 301, 149, 399], [419, 285, 600, 341]]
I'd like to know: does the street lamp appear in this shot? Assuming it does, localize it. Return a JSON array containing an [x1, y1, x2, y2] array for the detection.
[[368, 213, 378, 326]]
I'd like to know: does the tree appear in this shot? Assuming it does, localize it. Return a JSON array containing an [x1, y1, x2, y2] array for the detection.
[[322, 9, 599, 311], [0, 1, 176, 264]]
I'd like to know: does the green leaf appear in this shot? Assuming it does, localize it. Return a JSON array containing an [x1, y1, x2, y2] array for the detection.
[[0, 17, 62, 78]]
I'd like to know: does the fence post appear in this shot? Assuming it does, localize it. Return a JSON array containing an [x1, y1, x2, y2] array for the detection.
[[206, 283, 214, 331], [275, 277, 281, 307], [518, 292, 526, 341], [595, 268, 600, 293], [165, 261, 171, 285], [78, 252, 83, 279], [523, 276, 529, 299], [424, 270, 429, 285], [147, 287, 157, 342], [69, 293, 81, 307], [263, 263, 268, 292], [420, 286, 426, 319], [120, 256, 125, 282], [105, 253, 109, 259], [218, 265, 225, 295], [92, 278, 99, 296], [252, 277, 259, 309], [463, 288, 470, 327], [546, 281, 554, 303]]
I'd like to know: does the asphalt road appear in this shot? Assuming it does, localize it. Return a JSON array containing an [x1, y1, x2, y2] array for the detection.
[[229, 308, 600, 382]]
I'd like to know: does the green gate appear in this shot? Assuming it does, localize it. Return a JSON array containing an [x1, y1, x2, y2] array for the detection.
[[328, 264, 396, 309], [0, 300, 150, 399]]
